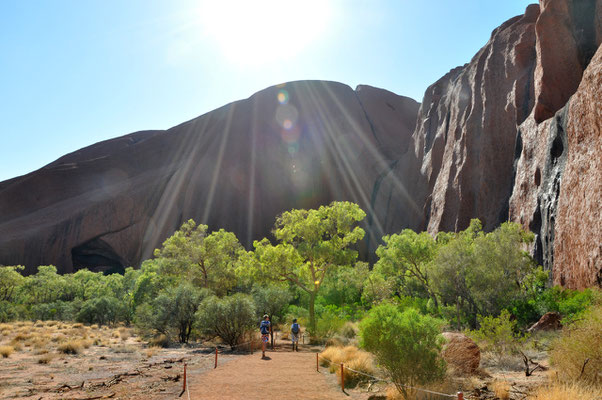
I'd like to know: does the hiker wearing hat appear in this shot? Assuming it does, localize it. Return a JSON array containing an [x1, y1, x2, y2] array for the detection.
[[259, 314, 271, 359], [290, 318, 300, 352]]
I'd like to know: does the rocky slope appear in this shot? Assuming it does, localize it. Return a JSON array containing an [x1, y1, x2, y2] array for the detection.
[[1, 0, 600, 288], [0, 82, 419, 274]]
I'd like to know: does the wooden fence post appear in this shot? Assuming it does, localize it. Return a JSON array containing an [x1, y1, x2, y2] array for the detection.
[[457, 392, 463, 400], [340, 363, 345, 391], [316, 353, 319, 372], [214, 347, 218, 369]]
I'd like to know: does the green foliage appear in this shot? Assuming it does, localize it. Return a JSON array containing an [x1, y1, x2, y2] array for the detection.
[[251, 284, 292, 324], [77, 296, 124, 326], [359, 304, 446, 399], [313, 305, 346, 341], [31, 300, 82, 321], [153, 220, 244, 295], [374, 230, 438, 306], [0, 300, 22, 322], [0, 266, 25, 301], [319, 262, 369, 306], [431, 220, 536, 329], [252, 201, 366, 333], [468, 310, 525, 355], [196, 293, 256, 349], [510, 282, 598, 327], [550, 305, 602, 385], [134, 284, 208, 343]]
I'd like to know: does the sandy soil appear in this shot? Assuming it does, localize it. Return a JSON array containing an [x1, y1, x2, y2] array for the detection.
[[186, 340, 379, 400]]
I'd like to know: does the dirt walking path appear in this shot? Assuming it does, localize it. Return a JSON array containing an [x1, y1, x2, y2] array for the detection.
[[186, 342, 350, 400]]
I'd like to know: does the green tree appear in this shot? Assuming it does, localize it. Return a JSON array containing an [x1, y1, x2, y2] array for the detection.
[[21, 265, 66, 304], [77, 296, 123, 326], [360, 304, 446, 399], [252, 201, 366, 334], [431, 220, 536, 328], [374, 230, 439, 306], [0, 265, 25, 301], [153, 220, 243, 295], [196, 293, 256, 349]]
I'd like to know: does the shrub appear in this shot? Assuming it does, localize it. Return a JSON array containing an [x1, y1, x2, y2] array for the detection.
[[491, 380, 510, 400], [340, 322, 357, 338], [550, 305, 602, 385], [196, 293, 256, 349], [77, 296, 123, 326], [58, 340, 83, 354], [38, 353, 55, 364], [0, 345, 14, 358], [468, 310, 526, 355], [529, 382, 602, 400], [148, 334, 169, 348], [360, 304, 446, 399], [320, 345, 375, 387]]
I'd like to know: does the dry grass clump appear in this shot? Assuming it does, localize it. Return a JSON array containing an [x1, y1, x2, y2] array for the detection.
[[111, 344, 136, 353], [550, 305, 601, 385], [118, 327, 131, 341], [10, 342, 23, 351], [38, 353, 56, 364], [339, 322, 357, 339], [58, 340, 83, 354], [320, 345, 376, 388], [12, 332, 32, 342], [492, 380, 510, 400], [90, 324, 99, 329], [0, 345, 14, 358], [72, 323, 84, 329], [148, 334, 169, 348], [145, 347, 158, 358], [528, 382, 602, 400]]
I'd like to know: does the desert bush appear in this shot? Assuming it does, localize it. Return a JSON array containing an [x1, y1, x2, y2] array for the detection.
[[550, 305, 601, 385], [148, 334, 169, 348], [0, 345, 14, 358], [468, 310, 525, 355], [196, 293, 255, 350], [38, 353, 55, 364], [58, 340, 83, 354], [111, 344, 136, 353], [360, 304, 446, 399], [528, 382, 602, 400], [320, 345, 375, 388], [337, 349, 376, 388], [118, 327, 131, 341], [135, 285, 208, 343], [339, 321, 357, 338], [492, 380, 510, 400], [0, 300, 21, 322], [77, 296, 124, 326], [313, 306, 346, 341]]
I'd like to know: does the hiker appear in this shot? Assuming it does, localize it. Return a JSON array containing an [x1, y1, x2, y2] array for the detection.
[[290, 318, 300, 351], [260, 314, 271, 358]]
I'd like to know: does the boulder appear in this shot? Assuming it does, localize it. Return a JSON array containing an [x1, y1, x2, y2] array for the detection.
[[441, 332, 481, 374], [527, 312, 562, 332]]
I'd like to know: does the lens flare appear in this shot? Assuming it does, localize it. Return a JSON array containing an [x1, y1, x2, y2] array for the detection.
[[277, 90, 289, 104]]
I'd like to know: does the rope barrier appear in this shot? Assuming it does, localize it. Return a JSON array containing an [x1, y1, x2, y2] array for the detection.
[[317, 353, 460, 399]]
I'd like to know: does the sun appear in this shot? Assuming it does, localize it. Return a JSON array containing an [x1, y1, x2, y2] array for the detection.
[[198, 0, 331, 66]]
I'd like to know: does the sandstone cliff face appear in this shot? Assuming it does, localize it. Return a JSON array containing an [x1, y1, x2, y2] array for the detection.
[[1, 1, 600, 288], [385, 5, 541, 236], [0, 81, 419, 274], [551, 47, 601, 288]]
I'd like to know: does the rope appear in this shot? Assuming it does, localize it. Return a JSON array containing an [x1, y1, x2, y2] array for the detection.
[[318, 353, 457, 398]]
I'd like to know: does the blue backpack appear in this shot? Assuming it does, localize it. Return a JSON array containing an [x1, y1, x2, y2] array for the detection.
[[291, 323, 300, 334], [260, 320, 270, 334]]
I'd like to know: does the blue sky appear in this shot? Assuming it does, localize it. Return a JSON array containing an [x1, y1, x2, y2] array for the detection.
[[0, 0, 533, 182]]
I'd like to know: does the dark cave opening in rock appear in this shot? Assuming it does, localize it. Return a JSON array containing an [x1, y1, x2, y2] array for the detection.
[[71, 237, 126, 275]]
